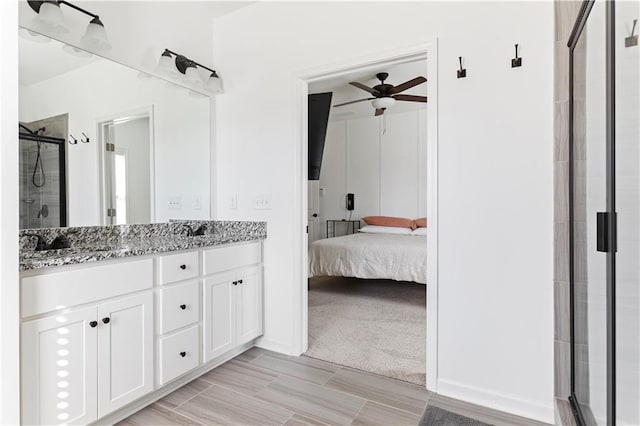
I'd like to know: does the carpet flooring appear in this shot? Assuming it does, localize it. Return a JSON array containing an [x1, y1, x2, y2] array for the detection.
[[306, 276, 426, 385]]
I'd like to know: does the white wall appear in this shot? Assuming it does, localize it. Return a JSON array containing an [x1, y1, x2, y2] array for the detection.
[[0, 1, 20, 423], [319, 109, 427, 238], [19, 59, 210, 225], [212, 2, 554, 422]]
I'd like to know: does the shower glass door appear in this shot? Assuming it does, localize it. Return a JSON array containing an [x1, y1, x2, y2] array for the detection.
[[570, 1, 640, 425], [19, 134, 67, 229]]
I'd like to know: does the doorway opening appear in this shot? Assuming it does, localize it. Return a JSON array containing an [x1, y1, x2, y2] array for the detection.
[[97, 108, 154, 225], [294, 42, 439, 390]]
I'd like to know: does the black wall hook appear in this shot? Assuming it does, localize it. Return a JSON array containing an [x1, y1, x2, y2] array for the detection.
[[626, 19, 638, 47], [68, 134, 78, 145], [81, 132, 90, 143], [457, 57, 466, 78], [511, 44, 522, 68]]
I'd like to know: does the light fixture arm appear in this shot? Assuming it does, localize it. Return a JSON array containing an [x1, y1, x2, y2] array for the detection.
[[28, 1, 100, 20]]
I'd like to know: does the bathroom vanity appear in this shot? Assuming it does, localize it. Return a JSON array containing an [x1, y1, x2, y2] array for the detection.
[[18, 221, 266, 425]]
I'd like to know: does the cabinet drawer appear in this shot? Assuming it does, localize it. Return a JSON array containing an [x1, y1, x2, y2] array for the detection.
[[159, 281, 200, 334], [203, 242, 261, 275], [158, 251, 199, 285], [158, 325, 199, 385], [21, 258, 153, 318]]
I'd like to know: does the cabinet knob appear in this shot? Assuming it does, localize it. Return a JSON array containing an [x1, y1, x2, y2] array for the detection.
[[102, 317, 110, 324], [238, 279, 243, 284], [232, 281, 238, 285], [313, 213, 318, 217], [179, 264, 187, 270], [180, 352, 186, 358], [179, 304, 186, 310], [89, 321, 98, 328]]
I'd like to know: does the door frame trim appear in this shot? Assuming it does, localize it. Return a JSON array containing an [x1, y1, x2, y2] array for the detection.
[[291, 40, 440, 391]]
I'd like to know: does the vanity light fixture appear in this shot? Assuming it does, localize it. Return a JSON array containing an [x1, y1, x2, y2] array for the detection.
[[27, 1, 111, 51], [156, 49, 222, 93]]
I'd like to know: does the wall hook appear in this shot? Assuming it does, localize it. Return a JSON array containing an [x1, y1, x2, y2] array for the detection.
[[81, 132, 90, 143], [511, 44, 522, 68], [68, 134, 78, 145], [457, 57, 466, 78], [626, 19, 638, 47]]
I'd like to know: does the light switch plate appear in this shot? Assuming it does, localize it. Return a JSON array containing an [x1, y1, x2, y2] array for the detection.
[[193, 195, 201, 210], [229, 194, 238, 209]]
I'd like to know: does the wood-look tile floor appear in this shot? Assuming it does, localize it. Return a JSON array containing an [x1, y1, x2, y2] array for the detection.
[[118, 348, 549, 426]]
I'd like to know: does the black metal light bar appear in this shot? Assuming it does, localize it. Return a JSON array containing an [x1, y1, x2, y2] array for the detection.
[[28, 0, 100, 20], [162, 49, 218, 76]]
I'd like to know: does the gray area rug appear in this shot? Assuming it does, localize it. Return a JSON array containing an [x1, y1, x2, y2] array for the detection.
[[306, 276, 426, 385], [419, 406, 492, 426]]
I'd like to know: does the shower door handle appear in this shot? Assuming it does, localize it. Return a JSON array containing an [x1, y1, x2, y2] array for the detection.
[[596, 212, 617, 253]]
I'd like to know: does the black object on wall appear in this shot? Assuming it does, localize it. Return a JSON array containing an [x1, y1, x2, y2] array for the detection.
[[308, 92, 333, 180], [346, 193, 354, 211]]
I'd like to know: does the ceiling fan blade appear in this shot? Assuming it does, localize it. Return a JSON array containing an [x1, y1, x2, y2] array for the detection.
[[389, 76, 427, 94], [350, 82, 380, 95], [374, 108, 385, 116], [333, 97, 375, 107], [393, 94, 428, 103]]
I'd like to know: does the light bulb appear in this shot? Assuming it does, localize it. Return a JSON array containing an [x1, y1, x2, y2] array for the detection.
[[80, 17, 111, 51]]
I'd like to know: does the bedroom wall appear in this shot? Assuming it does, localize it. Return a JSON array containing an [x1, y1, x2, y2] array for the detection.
[[212, 1, 554, 422], [318, 109, 428, 239]]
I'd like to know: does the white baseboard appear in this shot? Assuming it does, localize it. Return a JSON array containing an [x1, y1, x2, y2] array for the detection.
[[255, 336, 294, 355], [437, 378, 555, 424]]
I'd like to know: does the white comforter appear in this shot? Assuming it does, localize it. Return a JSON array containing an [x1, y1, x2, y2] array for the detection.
[[308, 233, 427, 284]]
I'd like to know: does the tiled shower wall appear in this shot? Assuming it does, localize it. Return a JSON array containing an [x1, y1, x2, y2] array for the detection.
[[554, 0, 586, 400]]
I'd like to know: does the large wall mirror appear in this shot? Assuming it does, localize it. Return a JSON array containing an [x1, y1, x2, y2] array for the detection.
[[18, 28, 211, 229]]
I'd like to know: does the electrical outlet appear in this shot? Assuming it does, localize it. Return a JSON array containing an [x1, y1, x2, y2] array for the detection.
[[229, 194, 238, 210], [254, 194, 272, 210], [168, 196, 182, 210]]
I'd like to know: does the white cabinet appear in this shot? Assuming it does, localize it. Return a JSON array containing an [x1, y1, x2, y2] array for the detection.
[[21, 293, 153, 424], [21, 306, 98, 425], [97, 293, 154, 417], [236, 265, 263, 345], [203, 265, 263, 362], [203, 271, 236, 361]]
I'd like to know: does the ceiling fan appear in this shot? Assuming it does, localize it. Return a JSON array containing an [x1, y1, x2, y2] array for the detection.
[[333, 72, 427, 116]]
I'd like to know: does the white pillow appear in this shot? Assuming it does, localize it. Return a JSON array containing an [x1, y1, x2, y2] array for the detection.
[[359, 225, 412, 235], [410, 227, 427, 236]]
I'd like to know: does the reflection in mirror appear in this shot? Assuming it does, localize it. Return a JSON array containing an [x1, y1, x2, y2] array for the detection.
[[18, 29, 211, 229]]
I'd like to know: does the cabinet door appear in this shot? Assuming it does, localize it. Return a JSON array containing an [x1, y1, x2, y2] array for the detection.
[[203, 272, 236, 362], [236, 265, 263, 345], [97, 292, 153, 417], [21, 305, 98, 425]]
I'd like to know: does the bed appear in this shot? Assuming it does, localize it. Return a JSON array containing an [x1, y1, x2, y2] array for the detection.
[[308, 232, 427, 284]]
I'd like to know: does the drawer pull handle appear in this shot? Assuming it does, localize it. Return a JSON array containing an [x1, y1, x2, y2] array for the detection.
[[180, 352, 186, 358], [179, 304, 186, 310], [102, 317, 110, 324], [232, 281, 238, 286], [179, 264, 187, 270], [89, 321, 98, 328], [238, 279, 243, 284]]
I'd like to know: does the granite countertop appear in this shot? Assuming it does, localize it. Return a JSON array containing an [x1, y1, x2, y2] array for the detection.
[[19, 220, 266, 271]]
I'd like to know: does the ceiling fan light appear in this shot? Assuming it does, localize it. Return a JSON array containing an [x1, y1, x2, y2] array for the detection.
[[81, 17, 111, 51], [371, 97, 396, 110], [34, 1, 69, 34]]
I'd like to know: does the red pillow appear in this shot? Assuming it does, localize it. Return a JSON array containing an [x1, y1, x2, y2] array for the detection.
[[414, 217, 427, 228], [362, 216, 414, 229]]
